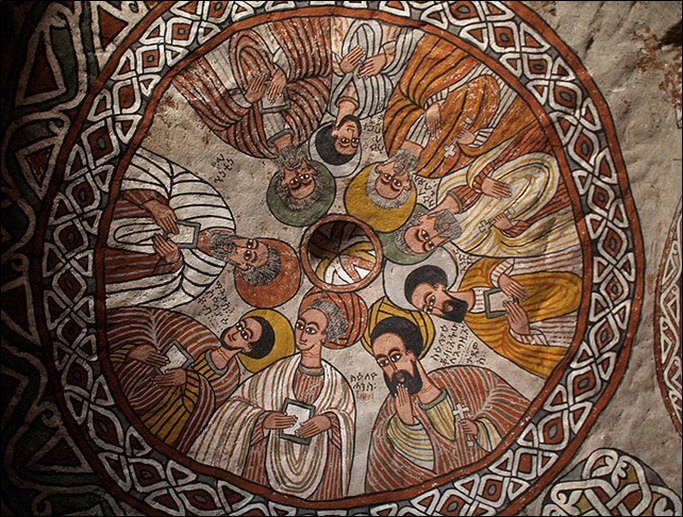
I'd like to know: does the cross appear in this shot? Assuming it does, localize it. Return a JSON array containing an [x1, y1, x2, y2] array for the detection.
[[443, 141, 458, 158], [452, 402, 474, 447]]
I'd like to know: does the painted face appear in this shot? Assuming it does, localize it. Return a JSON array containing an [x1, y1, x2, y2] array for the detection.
[[280, 161, 319, 200], [372, 332, 422, 395], [374, 160, 412, 200], [227, 238, 268, 270], [332, 119, 360, 156], [294, 308, 328, 352], [221, 317, 263, 352], [403, 213, 448, 254], [410, 283, 469, 323]]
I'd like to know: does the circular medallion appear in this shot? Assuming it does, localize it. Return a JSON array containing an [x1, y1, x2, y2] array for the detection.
[[28, 2, 644, 515]]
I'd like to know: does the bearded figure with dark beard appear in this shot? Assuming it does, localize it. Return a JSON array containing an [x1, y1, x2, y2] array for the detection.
[[403, 258, 582, 379], [365, 314, 529, 492]]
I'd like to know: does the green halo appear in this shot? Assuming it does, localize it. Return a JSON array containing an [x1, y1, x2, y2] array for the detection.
[[267, 160, 336, 227], [378, 203, 435, 265]]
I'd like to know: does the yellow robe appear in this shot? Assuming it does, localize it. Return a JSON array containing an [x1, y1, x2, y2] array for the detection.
[[459, 258, 582, 378]]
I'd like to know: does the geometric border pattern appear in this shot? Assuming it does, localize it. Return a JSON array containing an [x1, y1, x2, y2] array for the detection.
[[541, 448, 682, 516], [654, 199, 682, 435], [31, 2, 644, 515]]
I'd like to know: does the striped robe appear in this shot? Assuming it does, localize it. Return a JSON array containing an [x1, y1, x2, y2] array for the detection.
[[365, 366, 528, 492], [436, 150, 578, 258], [107, 307, 241, 453], [329, 20, 422, 119], [174, 18, 332, 158], [104, 148, 235, 309], [189, 355, 355, 500], [384, 34, 551, 179], [459, 253, 583, 378]]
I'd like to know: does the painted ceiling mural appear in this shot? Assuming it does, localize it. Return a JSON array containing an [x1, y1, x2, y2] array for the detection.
[[1, 1, 681, 516]]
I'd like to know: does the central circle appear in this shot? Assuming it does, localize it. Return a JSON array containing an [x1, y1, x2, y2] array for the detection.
[[301, 214, 383, 293]]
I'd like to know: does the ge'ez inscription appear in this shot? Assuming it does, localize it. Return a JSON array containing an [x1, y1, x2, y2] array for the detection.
[[212, 153, 234, 183], [350, 372, 378, 393]]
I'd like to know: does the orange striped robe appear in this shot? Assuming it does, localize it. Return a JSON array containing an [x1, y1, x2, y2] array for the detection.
[[366, 366, 528, 492], [174, 18, 332, 159], [384, 34, 551, 179], [107, 307, 240, 453]]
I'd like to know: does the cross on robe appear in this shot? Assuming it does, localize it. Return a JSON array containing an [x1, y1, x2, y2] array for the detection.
[[452, 402, 474, 447], [443, 141, 458, 158]]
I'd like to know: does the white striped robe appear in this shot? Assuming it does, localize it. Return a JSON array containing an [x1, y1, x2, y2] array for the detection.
[[105, 147, 235, 309]]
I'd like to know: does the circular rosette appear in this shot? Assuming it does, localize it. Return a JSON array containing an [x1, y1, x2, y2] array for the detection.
[[301, 214, 383, 292], [233, 238, 302, 308]]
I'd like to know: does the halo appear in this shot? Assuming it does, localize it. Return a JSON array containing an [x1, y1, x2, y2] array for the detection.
[[266, 160, 336, 227], [233, 238, 302, 308], [383, 247, 458, 311], [309, 122, 362, 178], [344, 163, 417, 234], [237, 308, 295, 373], [360, 297, 435, 360], [378, 203, 434, 265]]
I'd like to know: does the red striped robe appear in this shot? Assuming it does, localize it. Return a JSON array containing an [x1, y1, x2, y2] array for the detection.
[[174, 18, 332, 159], [365, 366, 528, 492], [107, 307, 240, 453]]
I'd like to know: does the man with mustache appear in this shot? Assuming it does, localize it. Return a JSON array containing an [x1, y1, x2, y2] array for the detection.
[[404, 252, 583, 378], [363, 300, 528, 493]]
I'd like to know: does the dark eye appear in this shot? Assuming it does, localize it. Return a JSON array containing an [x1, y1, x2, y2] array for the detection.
[[378, 358, 389, 367], [391, 353, 402, 362], [245, 250, 252, 261], [295, 321, 304, 330], [305, 327, 317, 335], [247, 239, 256, 249], [300, 173, 310, 181]]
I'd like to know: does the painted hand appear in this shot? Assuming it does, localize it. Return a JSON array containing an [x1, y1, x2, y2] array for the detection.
[[499, 274, 528, 301], [339, 46, 366, 74], [296, 414, 332, 439], [152, 368, 187, 387], [394, 384, 415, 425], [263, 411, 297, 430], [481, 176, 512, 199], [504, 300, 531, 335], [128, 344, 168, 368]]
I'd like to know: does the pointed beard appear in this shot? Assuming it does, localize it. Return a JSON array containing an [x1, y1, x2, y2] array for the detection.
[[384, 362, 423, 396]]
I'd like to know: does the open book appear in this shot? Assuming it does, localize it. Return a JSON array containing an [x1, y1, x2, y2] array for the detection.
[[279, 398, 315, 445], [483, 288, 517, 319], [157, 340, 194, 374]]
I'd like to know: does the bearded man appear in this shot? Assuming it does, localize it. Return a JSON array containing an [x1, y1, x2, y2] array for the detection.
[[174, 19, 334, 224], [344, 148, 418, 233], [364, 312, 529, 492], [104, 147, 300, 309]]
